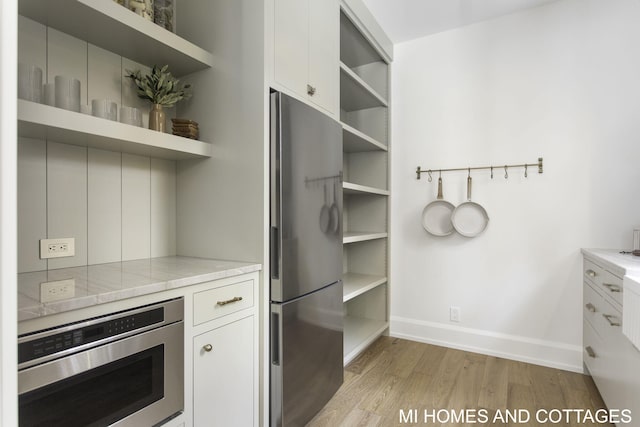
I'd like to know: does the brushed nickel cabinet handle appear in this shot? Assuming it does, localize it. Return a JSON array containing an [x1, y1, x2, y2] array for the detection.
[[203, 344, 213, 352], [603, 283, 622, 293], [585, 346, 596, 358], [217, 296, 243, 306], [307, 84, 316, 96], [603, 314, 621, 327], [585, 303, 596, 313], [586, 269, 597, 277]]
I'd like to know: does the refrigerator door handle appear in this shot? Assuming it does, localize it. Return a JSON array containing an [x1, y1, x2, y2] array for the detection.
[[271, 312, 280, 366], [271, 226, 279, 279]]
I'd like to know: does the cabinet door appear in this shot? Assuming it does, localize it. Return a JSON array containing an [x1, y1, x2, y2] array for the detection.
[[274, 0, 309, 98], [193, 316, 254, 427], [308, 0, 339, 115]]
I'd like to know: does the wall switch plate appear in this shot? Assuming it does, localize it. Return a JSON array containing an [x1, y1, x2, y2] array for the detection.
[[40, 238, 75, 259], [40, 279, 76, 302], [450, 306, 461, 322]]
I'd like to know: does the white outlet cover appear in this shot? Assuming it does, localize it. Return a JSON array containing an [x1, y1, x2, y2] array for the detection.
[[40, 279, 76, 302], [40, 238, 75, 259]]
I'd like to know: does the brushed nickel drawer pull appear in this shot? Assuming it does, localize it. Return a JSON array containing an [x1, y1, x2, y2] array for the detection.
[[603, 314, 621, 327], [585, 303, 596, 313], [585, 346, 596, 358], [586, 269, 597, 277], [203, 344, 213, 352], [217, 296, 243, 306], [603, 283, 622, 293]]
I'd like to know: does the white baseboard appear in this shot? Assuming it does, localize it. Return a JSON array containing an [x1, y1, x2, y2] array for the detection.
[[390, 316, 583, 373]]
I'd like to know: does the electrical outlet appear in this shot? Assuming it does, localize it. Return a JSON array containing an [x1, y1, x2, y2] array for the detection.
[[450, 306, 461, 323], [40, 238, 75, 259], [40, 279, 76, 302]]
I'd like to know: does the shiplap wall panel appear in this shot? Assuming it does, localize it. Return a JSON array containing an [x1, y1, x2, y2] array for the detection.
[[47, 142, 88, 269], [88, 149, 122, 264], [17, 23, 178, 272], [122, 154, 151, 261], [87, 44, 122, 112], [47, 28, 87, 103], [18, 16, 46, 76], [151, 159, 177, 257], [17, 138, 47, 273]]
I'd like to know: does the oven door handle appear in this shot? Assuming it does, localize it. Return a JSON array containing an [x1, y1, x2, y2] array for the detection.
[[18, 321, 183, 395]]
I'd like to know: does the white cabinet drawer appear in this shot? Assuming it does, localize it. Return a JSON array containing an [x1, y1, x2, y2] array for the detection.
[[583, 319, 623, 411], [193, 280, 254, 326], [584, 259, 623, 307], [584, 282, 624, 344], [583, 281, 604, 328]]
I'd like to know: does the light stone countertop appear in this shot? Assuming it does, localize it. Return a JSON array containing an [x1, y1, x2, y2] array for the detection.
[[581, 248, 640, 278], [18, 256, 262, 322]]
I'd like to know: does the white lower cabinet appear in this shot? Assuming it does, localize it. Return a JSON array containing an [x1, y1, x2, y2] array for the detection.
[[193, 314, 254, 427], [582, 255, 640, 426]]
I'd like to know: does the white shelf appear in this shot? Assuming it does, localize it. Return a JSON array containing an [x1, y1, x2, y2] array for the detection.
[[342, 123, 387, 153], [343, 181, 389, 196], [19, 0, 214, 76], [18, 100, 212, 160], [343, 316, 388, 364], [343, 273, 387, 302], [340, 12, 385, 69], [340, 62, 388, 111], [343, 231, 387, 244]]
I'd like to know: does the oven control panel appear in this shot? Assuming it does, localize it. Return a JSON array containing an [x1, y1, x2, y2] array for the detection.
[[18, 307, 163, 365]]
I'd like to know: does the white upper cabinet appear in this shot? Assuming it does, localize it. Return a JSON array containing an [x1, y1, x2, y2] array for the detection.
[[273, 0, 339, 116]]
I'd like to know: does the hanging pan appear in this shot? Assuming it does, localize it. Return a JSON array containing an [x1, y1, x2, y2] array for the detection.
[[422, 176, 455, 236], [451, 174, 489, 237]]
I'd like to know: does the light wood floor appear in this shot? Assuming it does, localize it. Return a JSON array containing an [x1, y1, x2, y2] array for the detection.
[[307, 337, 610, 427]]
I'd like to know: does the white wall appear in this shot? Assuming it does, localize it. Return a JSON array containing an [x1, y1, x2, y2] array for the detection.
[[390, 0, 640, 371], [0, 0, 18, 424], [17, 17, 177, 273]]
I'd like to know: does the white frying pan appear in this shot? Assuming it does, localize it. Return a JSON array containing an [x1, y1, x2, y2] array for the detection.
[[422, 177, 455, 236], [451, 176, 489, 237]]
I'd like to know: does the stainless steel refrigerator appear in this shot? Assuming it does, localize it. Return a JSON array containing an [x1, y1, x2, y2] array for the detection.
[[270, 91, 344, 427]]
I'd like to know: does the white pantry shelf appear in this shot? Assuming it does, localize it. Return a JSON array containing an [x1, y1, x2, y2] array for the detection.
[[340, 12, 386, 69], [18, 100, 212, 160], [340, 62, 387, 112], [343, 181, 389, 196], [343, 231, 387, 244], [343, 316, 388, 364], [342, 122, 387, 153], [19, 0, 214, 76], [343, 273, 387, 303]]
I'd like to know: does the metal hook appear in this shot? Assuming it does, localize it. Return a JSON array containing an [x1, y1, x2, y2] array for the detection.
[[524, 164, 528, 178], [504, 165, 508, 179], [490, 166, 494, 179], [427, 170, 433, 182], [439, 170, 442, 179], [468, 168, 471, 178]]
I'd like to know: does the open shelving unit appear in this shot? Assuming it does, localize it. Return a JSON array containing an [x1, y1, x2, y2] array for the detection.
[[343, 231, 387, 244], [343, 123, 387, 153], [343, 181, 389, 196], [18, 0, 214, 76], [340, 6, 391, 365], [343, 282, 388, 363], [18, 100, 212, 160], [339, 62, 387, 111], [343, 272, 387, 302]]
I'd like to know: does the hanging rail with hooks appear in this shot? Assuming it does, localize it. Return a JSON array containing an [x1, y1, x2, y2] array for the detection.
[[416, 157, 543, 181]]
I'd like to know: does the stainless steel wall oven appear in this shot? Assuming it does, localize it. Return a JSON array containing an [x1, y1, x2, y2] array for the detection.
[[18, 298, 184, 427]]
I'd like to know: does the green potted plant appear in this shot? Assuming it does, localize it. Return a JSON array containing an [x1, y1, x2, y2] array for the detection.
[[126, 64, 191, 132]]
